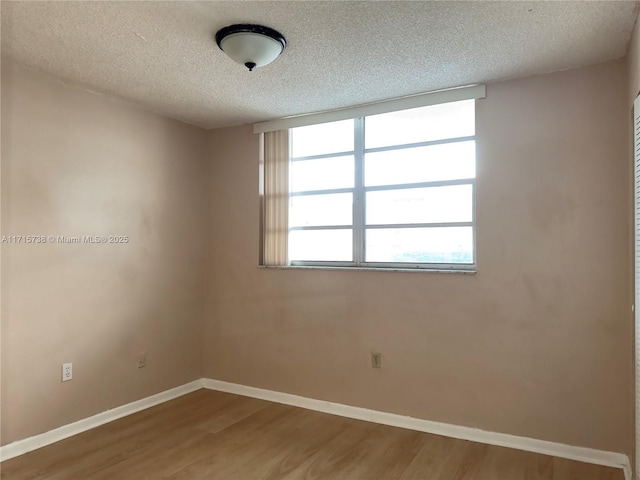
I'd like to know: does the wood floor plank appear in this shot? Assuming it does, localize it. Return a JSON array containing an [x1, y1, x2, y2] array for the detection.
[[472, 445, 546, 480], [398, 434, 460, 479], [0, 389, 625, 480], [279, 417, 379, 480], [353, 427, 426, 479], [523, 450, 555, 480], [248, 411, 356, 480], [436, 440, 490, 480], [195, 396, 269, 433], [161, 403, 299, 480], [552, 457, 625, 480]]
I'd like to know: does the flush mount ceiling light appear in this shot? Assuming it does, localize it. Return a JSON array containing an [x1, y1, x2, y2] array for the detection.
[[215, 24, 286, 71]]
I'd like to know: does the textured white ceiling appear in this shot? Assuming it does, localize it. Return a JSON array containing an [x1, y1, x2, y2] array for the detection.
[[1, 1, 638, 129]]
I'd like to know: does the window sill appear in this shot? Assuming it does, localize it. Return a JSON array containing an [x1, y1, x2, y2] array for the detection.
[[258, 265, 476, 274]]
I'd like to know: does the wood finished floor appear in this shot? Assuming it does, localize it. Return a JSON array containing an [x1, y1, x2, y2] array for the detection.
[[1, 389, 624, 480]]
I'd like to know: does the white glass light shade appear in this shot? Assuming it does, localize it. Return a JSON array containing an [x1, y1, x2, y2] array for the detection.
[[216, 25, 286, 71], [219, 32, 284, 69]]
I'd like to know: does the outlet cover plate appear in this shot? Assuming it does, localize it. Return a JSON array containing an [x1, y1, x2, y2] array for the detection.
[[62, 363, 72, 382], [137, 352, 147, 368], [371, 352, 382, 368]]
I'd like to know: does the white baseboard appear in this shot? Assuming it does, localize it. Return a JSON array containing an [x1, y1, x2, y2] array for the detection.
[[1, 377, 632, 480], [0, 379, 203, 462], [202, 378, 632, 480]]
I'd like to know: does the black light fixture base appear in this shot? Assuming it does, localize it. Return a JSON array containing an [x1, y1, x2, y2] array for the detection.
[[215, 24, 287, 51], [215, 23, 287, 71]]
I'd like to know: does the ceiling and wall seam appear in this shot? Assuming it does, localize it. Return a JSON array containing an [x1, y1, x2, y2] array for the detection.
[[1, 1, 636, 130]]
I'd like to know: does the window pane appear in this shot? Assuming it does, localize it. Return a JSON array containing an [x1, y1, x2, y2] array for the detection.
[[365, 141, 475, 187], [366, 185, 472, 225], [291, 119, 354, 158], [366, 227, 473, 263], [290, 193, 353, 227], [365, 100, 474, 149], [290, 229, 352, 261], [291, 156, 354, 192]]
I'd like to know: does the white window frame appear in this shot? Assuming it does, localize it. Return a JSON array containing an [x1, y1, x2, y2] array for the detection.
[[257, 84, 485, 272], [288, 116, 476, 271]]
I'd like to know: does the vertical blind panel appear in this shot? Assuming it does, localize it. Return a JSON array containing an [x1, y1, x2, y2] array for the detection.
[[263, 130, 289, 266], [634, 94, 640, 480]]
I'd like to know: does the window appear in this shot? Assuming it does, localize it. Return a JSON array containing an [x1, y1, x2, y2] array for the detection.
[[259, 86, 482, 271]]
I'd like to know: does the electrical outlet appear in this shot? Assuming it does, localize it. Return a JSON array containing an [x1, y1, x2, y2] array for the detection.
[[137, 352, 147, 369], [371, 352, 382, 368], [62, 363, 72, 382]]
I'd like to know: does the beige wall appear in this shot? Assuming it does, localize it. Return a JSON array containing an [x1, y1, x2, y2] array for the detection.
[[1, 55, 633, 459], [204, 59, 633, 456], [0, 62, 208, 445]]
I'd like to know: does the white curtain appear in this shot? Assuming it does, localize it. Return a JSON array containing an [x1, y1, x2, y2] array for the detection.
[[262, 129, 289, 266]]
